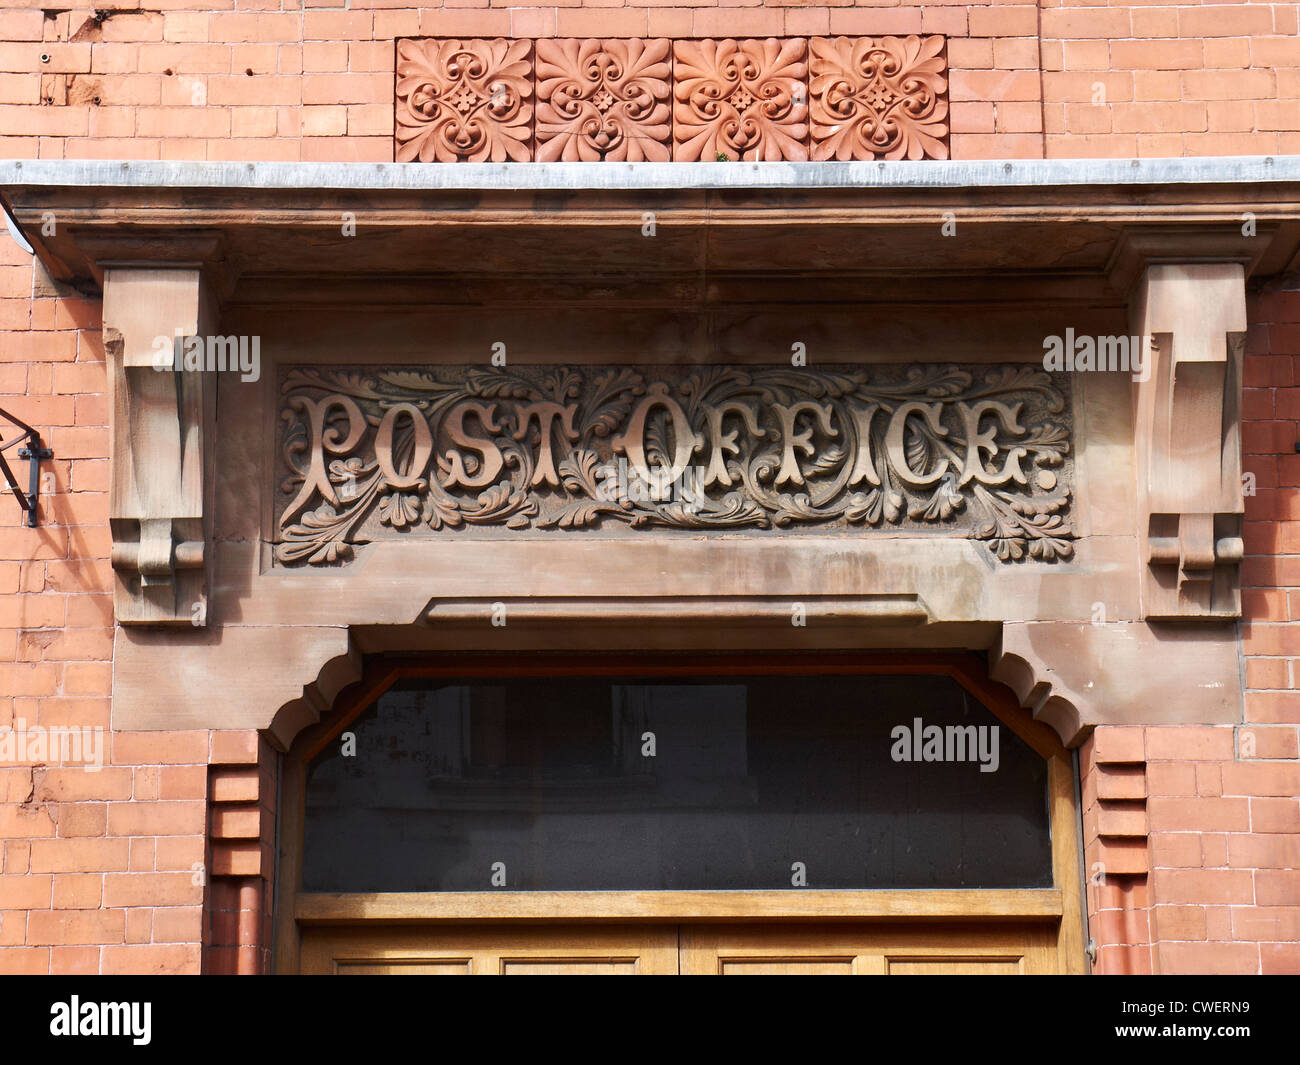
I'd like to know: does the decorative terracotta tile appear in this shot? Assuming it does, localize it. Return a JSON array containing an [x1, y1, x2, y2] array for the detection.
[[672, 38, 809, 162], [809, 35, 949, 161], [535, 38, 672, 162], [395, 38, 534, 163]]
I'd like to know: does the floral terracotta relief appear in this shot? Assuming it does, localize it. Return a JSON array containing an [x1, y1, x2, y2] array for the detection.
[[535, 38, 672, 162], [671, 38, 809, 162], [394, 37, 534, 163], [809, 35, 950, 162], [394, 36, 950, 162]]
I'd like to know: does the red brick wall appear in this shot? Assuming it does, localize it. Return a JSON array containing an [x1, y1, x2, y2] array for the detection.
[[1084, 722, 1300, 976], [1, 3, 1298, 975]]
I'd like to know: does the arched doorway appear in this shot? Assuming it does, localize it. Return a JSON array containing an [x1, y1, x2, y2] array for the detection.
[[275, 653, 1086, 974]]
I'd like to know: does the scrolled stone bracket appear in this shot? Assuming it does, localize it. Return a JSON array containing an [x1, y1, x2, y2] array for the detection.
[[1129, 260, 1248, 619], [102, 263, 219, 625]]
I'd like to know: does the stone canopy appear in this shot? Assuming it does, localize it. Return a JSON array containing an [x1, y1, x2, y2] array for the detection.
[[3, 156, 1298, 750]]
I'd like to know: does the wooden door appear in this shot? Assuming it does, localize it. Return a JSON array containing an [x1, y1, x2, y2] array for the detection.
[[301, 921, 1059, 974]]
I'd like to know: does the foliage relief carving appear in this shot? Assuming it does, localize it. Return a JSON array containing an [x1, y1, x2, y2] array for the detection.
[[276, 365, 1075, 565]]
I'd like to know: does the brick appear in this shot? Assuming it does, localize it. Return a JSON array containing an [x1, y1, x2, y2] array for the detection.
[[1256, 871, 1300, 907], [1096, 766, 1147, 801], [152, 906, 203, 944], [556, 10, 650, 36], [0, 874, 51, 909], [159, 765, 207, 799], [154, 835, 205, 871], [1145, 727, 1235, 762], [1096, 804, 1147, 838], [209, 766, 259, 803], [1251, 797, 1300, 833], [128, 837, 154, 873], [1238, 725, 1299, 759], [1148, 796, 1250, 833], [210, 839, 267, 877], [35, 768, 131, 803], [1181, 69, 1277, 103], [110, 730, 208, 766], [1111, 39, 1203, 72], [51, 873, 101, 909], [1228, 834, 1300, 869], [1248, 657, 1289, 691], [124, 907, 150, 944], [106, 800, 205, 837], [211, 804, 261, 839], [950, 69, 1041, 104], [1222, 761, 1300, 797], [1093, 726, 1145, 765], [1154, 868, 1255, 906], [1260, 942, 1300, 974], [1146, 762, 1196, 796], [29, 837, 128, 874], [1179, 6, 1274, 38], [1041, 9, 1130, 40], [968, 6, 1037, 38], [56, 803, 106, 837], [1151, 905, 1207, 942], [101, 943, 200, 975], [1096, 943, 1152, 975], [1090, 837, 1148, 875], [1157, 941, 1258, 975], [103, 872, 203, 908], [0, 947, 50, 974], [50, 946, 99, 975], [26, 908, 124, 945]]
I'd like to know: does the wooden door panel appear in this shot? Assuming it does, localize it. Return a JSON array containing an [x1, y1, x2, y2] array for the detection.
[[301, 925, 679, 975], [886, 957, 1023, 975], [680, 923, 1057, 975]]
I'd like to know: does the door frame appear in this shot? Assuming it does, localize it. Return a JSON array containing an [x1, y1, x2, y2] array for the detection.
[[274, 652, 1086, 973]]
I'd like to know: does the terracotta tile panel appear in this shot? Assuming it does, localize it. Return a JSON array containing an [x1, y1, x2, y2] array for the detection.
[[672, 37, 810, 162], [535, 37, 671, 162], [394, 37, 533, 163], [809, 35, 949, 160]]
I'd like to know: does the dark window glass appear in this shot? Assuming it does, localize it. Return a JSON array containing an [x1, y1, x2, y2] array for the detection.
[[302, 673, 1052, 892]]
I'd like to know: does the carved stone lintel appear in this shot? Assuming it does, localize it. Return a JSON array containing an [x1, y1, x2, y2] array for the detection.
[[103, 266, 216, 625], [1132, 263, 1247, 619]]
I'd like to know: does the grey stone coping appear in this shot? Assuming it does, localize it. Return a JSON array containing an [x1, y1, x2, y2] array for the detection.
[[1, 155, 1298, 193]]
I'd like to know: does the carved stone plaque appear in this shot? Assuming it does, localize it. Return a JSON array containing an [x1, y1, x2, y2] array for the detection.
[[275, 365, 1075, 565]]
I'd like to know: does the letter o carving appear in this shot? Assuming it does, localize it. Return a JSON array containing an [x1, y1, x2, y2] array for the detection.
[[376, 402, 433, 490], [611, 382, 703, 483]]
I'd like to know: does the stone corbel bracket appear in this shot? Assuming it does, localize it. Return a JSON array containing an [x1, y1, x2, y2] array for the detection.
[[1131, 261, 1248, 619], [103, 262, 218, 624], [990, 621, 1242, 747]]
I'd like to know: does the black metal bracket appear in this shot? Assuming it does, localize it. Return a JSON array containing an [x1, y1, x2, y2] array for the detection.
[[0, 407, 54, 528]]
